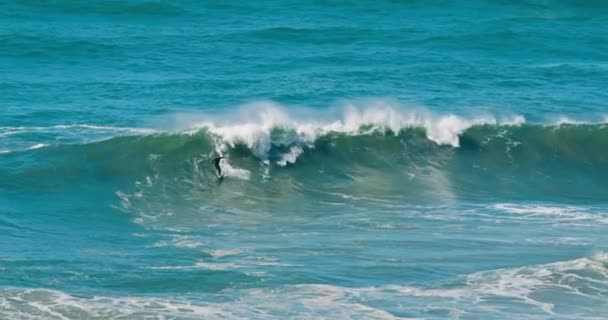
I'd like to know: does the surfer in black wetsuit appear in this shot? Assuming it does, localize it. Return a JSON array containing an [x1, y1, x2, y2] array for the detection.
[[212, 156, 225, 178]]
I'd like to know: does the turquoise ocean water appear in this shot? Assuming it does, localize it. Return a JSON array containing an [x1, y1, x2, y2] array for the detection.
[[1, 1, 608, 319]]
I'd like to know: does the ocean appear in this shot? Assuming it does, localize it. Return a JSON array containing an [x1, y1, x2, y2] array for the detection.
[[1, 1, 608, 319]]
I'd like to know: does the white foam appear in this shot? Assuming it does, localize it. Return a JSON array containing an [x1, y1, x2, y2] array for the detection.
[[185, 101, 526, 164], [0, 143, 48, 154], [209, 248, 247, 257], [493, 203, 583, 215], [276, 145, 304, 166], [0, 124, 156, 135], [219, 159, 251, 180], [0, 129, 23, 138], [193, 261, 242, 271], [26, 143, 48, 150], [492, 203, 608, 225], [0, 288, 229, 319], [548, 115, 608, 126], [0, 286, 417, 320], [237, 255, 607, 318], [463, 253, 608, 311], [553, 116, 587, 125], [3, 252, 607, 320], [501, 114, 526, 126], [147, 262, 241, 271], [151, 235, 204, 249], [150, 257, 293, 272], [367, 253, 608, 316]]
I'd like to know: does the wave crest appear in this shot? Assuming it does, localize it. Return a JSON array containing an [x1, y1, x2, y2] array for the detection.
[[183, 101, 524, 165]]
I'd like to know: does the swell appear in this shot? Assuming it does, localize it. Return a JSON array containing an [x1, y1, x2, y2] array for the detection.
[[8, 121, 608, 163], [240, 27, 399, 45], [1, 33, 121, 58], [9, 0, 185, 16]]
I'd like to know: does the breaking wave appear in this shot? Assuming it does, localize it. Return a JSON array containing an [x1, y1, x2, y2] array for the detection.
[[3, 103, 608, 202]]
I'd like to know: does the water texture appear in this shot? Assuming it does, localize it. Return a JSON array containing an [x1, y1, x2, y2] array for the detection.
[[1, 1, 608, 319]]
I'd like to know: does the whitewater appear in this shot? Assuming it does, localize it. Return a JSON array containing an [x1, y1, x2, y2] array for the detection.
[[2, 1, 608, 319]]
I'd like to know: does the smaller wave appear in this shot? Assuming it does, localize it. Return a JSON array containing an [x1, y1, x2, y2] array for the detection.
[[2, 253, 606, 319], [0, 33, 121, 58], [0, 124, 156, 134], [0, 124, 157, 155]]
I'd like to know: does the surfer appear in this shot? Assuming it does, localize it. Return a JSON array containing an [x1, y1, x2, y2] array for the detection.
[[212, 155, 225, 178]]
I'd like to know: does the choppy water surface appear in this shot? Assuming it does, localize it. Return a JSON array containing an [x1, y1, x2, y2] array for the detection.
[[1, 1, 608, 319]]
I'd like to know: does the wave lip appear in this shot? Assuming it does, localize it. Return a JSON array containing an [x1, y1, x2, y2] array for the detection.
[[187, 101, 525, 165]]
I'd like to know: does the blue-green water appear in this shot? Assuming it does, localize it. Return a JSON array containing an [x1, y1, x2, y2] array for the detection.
[[2, 1, 608, 319]]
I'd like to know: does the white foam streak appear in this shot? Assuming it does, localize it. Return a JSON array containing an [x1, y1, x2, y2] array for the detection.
[[493, 203, 608, 225], [26, 143, 48, 150], [151, 235, 204, 249], [0, 288, 227, 320], [210, 248, 247, 257]]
